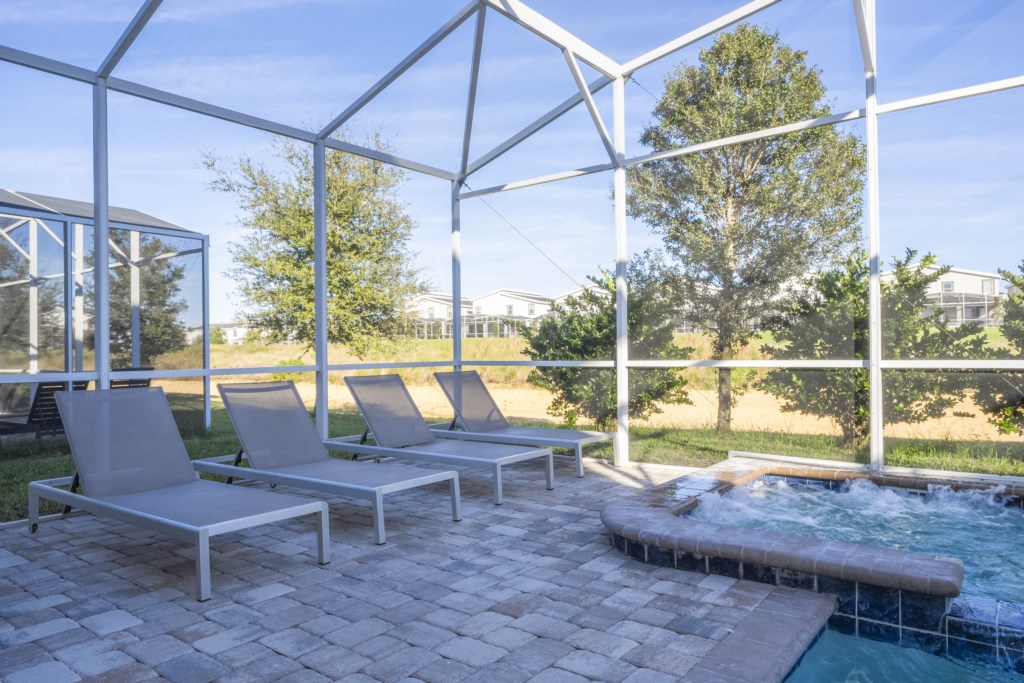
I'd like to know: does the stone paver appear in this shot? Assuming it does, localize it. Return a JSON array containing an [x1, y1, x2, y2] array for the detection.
[[0, 459, 834, 682]]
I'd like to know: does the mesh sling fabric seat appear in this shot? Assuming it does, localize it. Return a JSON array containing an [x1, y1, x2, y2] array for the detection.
[[28, 388, 329, 601], [193, 381, 461, 544], [433, 370, 614, 478], [340, 374, 554, 505]]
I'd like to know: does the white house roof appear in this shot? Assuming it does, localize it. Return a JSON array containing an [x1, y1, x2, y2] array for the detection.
[[472, 289, 552, 304], [0, 189, 192, 233]]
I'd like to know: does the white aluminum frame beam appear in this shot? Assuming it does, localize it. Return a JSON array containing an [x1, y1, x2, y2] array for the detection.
[[98, 0, 163, 78], [854, 0, 883, 472], [460, 8, 487, 177], [319, 0, 482, 139], [129, 229, 141, 367], [620, 0, 780, 76], [451, 182, 463, 369], [5, 39, 459, 182], [0, 45, 96, 84], [466, 75, 613, 176], [877, 75, 1024, 115], [611, 76, 628, 466], [481, 0, 620, 77], [93, 78, 111, 390], [563, 50, 616, 164], [461, 162, 614, 199], [28, 220, 38, 373], [313, 140, 329, 438]]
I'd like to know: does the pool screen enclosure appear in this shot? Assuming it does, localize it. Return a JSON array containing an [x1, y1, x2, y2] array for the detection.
[[1, 0, 1022, 474]]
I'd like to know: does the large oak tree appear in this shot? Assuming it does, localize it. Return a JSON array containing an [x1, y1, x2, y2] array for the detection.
[[206, 136, 422, 355], [627, 24, 865, 432]]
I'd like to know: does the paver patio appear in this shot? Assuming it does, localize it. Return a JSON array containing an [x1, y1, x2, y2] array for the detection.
[[0, 458, 832, 682]]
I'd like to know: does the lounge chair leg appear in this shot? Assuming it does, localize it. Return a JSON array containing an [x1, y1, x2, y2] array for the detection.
[[493, 464, 503, 506], [449, 473, 462, 522], [575, 445, 584, 478], [372, 492, 386, 545], [28, 485, 39, 533], [195, 531, 211, 602], [545, 453, 554, 491], [316, 503, 330, 563]]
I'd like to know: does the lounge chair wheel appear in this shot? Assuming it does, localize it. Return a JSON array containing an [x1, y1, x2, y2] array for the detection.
[[30, 523, 38, 533]]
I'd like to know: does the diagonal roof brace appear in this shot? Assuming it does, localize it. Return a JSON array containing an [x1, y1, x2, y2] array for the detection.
[[620, 0, 780, 76], [319, 0, 483, 139], [460, 8, 488, 178], [98, 0, 164, 78], [466, 75, 613, 177], [481, 0, 620, 78], [852, 0, 876, 75], [563, 49, 617, 165]]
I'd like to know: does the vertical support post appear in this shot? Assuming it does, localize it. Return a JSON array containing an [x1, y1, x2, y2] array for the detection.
[[28, 219, 39, 373], [74, 223, 85, 372], [313, 139, 329, 439], [857, 0, 883, 471], [63, 220, 74, 376], [201, 235, 211, 430], [129, 229, 141, 368], [93, 77, 111, 390], [612, 76, 629, 466], [451, 180, 463, 369]]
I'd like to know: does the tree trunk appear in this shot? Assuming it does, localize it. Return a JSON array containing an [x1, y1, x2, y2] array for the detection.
[[717, 366, 732, 432]]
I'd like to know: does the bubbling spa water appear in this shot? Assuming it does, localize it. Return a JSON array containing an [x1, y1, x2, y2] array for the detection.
[[689, 477, 1024, 600]]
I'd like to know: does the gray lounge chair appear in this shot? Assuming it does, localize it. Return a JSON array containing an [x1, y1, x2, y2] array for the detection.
[[433, 370, 614, 478], [28, 387, 329, 601], [0, 380, 89, 439], [340, 375, 554, 505], [193, 381, 461, 545]]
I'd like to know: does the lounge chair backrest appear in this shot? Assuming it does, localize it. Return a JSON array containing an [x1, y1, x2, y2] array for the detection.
[[217, 381, 329, 469], [343, 375, 436, 449], [55, 387, 197, 498], [110, 367, 154, 389], [433, 371, 509, 432], [27, 380, 89, 435]]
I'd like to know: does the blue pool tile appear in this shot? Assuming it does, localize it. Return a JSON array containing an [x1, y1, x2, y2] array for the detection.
[[859, 620, 899, 644], [999, 646, 1024, 675], [947, 617, 998, 644], [828, 614, 855, 635], [901, 591, 948, 632], [708, 556, 740, 579], [999, 626, 1024, 652], [741, 562, 776, 585], [676, 551, 706, 573], [948, 636, 997, 664], [818, 576, 856, 615], [611, 534, 626, 553], [901, 627, 946, 656], [948, 595, 999, 623], [998, 600, 1024, 631], [646, 544, 674, 567], [776, 568, 815, 591], [857, 584, 900, 625], [627, 540, 647, 563]]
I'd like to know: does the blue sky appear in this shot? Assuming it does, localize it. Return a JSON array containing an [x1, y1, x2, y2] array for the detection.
[[1, 0, 1022, 324]]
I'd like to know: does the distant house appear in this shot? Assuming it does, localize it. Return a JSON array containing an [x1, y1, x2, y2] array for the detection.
[[552, 284, 605, 308], [406, 290, 553, 339], [406, 293, 473, 339], [472, 289, 552, 319], [924, 266, 1004, 327], [188, 322, 249, 345]]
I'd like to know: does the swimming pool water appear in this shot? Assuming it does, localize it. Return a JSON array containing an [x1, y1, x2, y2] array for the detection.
[[689, 477, 1024, 600], [785, 629, 1018, 682]]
